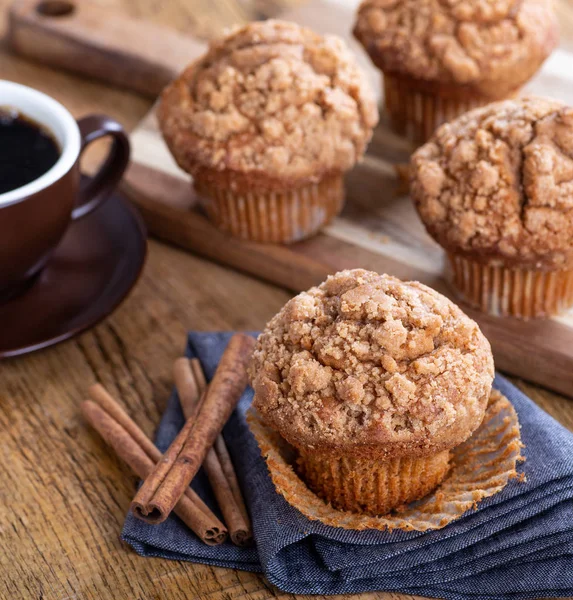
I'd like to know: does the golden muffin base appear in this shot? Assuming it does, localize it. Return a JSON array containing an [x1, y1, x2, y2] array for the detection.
[[449, 254, 573, 319], [297, 449, 450, 516], [247, 390, 523, 531], [194, 171, 344, 244], [383, 73, 511, 144]]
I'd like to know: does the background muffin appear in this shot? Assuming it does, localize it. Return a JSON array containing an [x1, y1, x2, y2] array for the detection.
[[250, 269, 494, 516], [353, 0, 558, 143], [159, 20, 378, 244], [411, 97, 573, 319]]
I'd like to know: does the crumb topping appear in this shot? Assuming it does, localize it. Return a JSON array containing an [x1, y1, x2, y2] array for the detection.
[[411, 97, 573, 269], [249, 269, 493, 457], [353, 0, 558, 96], [158, 20, 378, 187]]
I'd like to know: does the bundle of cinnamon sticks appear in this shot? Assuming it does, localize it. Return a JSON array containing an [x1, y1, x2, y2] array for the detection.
[[82, 333, 255, 547]]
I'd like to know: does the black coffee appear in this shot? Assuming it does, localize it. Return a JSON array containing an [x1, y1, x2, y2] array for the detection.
[[0, 109, 61, 194]]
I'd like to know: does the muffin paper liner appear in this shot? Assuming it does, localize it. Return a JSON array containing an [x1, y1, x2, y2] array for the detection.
[[383, 74, 495, 144], [194, 173, 344, 244], [247, 390, 523, 532], [297, 448, 451, 516], [449, 253, 573, 319]]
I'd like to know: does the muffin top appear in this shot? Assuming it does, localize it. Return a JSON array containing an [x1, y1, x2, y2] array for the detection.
[[353, 0, 558, 97], [411, 97, 573, 269], [250, 269, 494, 459], [158, 20, 378, 190]]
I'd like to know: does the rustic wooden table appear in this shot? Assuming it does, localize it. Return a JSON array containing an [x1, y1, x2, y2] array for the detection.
[[1, 1, 573, 599]]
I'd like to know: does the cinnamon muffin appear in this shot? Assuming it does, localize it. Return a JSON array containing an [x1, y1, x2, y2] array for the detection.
[[158, 20, 378, 244], [353, 0, 558, 143], [249, 269, 494, 516], [411, 97, 573, 319]]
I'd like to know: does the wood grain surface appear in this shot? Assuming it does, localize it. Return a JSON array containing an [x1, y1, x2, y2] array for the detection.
[[1, 1, 573, 600]]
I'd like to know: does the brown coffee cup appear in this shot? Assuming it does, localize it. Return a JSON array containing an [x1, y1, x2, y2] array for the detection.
[[0, 80, 130, 301]]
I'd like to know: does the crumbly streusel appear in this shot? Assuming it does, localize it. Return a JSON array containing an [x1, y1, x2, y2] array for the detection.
[[353, 0, 558, 97], [411, 97, 573, 269], [249, 269, 494, 458], [158, 20, 378, 188]]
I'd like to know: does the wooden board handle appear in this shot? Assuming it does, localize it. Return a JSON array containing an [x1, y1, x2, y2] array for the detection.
[[8, 0, 206, 98]]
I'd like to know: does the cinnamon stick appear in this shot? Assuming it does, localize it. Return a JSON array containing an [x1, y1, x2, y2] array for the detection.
[[81, 396, 227, 545], [202, 445, 251, 546], [186, 358, 252, 546], [213, 435, 250, 527], [89, 384, 159, 459], [131, 333, 255, 524], [190, 358, 250, 528], [131, 415, 196, 522], [173, 358, 203, 421], [189, 358, 207, 391]]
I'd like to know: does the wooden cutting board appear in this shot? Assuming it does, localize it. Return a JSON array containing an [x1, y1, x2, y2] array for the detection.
[[9, 0, 573, 398]]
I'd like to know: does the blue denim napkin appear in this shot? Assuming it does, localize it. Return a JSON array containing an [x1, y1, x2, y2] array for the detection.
[[122, 332, 573, 599]]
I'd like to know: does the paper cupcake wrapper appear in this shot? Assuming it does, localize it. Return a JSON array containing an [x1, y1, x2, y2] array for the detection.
[[247, 390, 523, 532], [383, 74, 494, 144], [449, 254, 573, 319], [194, 173, 344, 244], [297, 448, 451, 516]]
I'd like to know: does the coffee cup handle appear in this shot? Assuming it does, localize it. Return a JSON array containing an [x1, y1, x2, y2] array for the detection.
[[71, 115, 131, 221]]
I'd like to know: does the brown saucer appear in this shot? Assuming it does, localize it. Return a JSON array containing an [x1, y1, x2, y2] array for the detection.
[[0, 184, 147, 358]]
